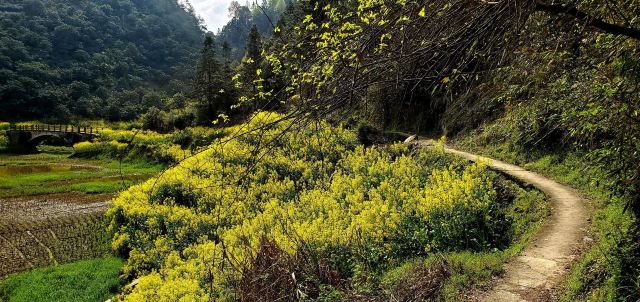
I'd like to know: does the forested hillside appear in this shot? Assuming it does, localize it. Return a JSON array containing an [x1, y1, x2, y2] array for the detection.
[[216, 0, 293, 61], [0, 0, 204, 121]]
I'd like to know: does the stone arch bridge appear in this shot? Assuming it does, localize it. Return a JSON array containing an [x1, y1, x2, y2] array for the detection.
[[6, 124, 99, 151]]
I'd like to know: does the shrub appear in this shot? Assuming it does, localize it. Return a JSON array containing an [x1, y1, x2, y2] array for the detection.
[[0, 133, 7, 149], [140, 107, 171, 133], [73, 141, 127, 158]]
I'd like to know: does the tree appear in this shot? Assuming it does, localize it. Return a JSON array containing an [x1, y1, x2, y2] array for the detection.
[[246, 25, 262, 65], [216, 0, 290, 62], [535, 1, 640, 41], [193, 36, 233, 124], [0, 0, 205, 121], [222, 41, 232, 71], [238, 25, 264, 111]]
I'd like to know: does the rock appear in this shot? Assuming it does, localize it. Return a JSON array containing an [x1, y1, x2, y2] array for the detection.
[[404, 134, 418, 143]]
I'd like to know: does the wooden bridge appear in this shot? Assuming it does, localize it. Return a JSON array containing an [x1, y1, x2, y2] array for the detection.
[[6, 124, 99, 151]]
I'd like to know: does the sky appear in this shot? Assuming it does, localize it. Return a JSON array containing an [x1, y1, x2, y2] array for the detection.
[[188, 0, 234, 32]]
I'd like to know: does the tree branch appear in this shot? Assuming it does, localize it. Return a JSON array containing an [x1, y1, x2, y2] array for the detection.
[[535, 1, 640, 41], [254, 1, 275, 30]]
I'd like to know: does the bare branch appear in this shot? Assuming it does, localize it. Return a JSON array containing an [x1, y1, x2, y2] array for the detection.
[[535, 1, 640, 41]]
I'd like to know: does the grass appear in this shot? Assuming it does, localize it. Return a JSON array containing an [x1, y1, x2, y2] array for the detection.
[[0, 148, 162, 197], [69, 180, 137, 194], [0, 257, 124, 302]]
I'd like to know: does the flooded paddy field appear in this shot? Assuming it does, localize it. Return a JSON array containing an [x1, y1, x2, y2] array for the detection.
[[0, 150, 160, 198]]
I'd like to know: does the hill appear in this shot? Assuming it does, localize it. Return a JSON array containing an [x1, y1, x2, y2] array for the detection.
[[215, 0, 292, 62], [0, 0, 204, 121]]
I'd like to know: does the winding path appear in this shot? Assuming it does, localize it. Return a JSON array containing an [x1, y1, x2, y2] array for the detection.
[[441, 145, 589, 301]]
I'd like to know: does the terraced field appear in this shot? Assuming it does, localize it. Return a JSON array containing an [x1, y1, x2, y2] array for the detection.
[[0, 193, 111, 277], [0, 149, 161, 278]]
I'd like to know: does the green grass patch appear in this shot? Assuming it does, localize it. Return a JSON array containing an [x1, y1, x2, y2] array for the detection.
[[69, 180, 136, 194], [0, 257, 124, 302], [0, 151, 162, 197]]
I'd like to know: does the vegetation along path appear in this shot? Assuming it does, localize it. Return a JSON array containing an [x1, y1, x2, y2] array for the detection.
[[425, 141, 589, 301]]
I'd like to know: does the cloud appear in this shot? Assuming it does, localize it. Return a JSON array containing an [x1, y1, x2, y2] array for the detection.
[[188, 0, 234, 32]]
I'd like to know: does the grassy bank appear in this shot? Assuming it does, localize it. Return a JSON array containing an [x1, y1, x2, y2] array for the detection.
[[0, 257, 124, 302], [456, 135, 638, 301]]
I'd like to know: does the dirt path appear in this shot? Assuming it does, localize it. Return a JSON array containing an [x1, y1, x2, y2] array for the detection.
[[440, 145, 589, 301]]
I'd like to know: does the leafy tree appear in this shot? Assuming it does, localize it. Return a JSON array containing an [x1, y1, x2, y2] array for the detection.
[[193, 36, 234, 124]]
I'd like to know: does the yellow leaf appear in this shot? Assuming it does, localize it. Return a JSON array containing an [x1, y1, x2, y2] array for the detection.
[[419, 7, 426, 17]]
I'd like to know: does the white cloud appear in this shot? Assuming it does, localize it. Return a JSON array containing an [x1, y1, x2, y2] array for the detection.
[[188, 0, 234, 32]]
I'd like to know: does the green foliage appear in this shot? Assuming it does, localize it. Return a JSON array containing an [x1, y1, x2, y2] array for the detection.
[[140, 107, 171, 133], [0, 257, 124, 302], [193, 36, 238, 124], [0, 122, 9, 149], [449, 4, 640, 214], [216, 0, 292, 62], [458, 137, 639, 301], [0, 0, 204, 121], [72, 126, 224, 164], [236, 25, 268, 112]]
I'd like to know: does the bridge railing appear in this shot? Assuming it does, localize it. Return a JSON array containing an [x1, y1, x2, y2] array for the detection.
[[9, 124, 100, 134]]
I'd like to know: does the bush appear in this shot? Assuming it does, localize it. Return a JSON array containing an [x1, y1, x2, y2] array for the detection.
[[140, 107, 170, 133], [73, 141, 127, 158], [0, 127, 8, 148], [140, 107, 199, 133]]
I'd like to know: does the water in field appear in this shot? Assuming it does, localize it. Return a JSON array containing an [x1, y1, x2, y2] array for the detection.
[[0, 164, 99, 176]]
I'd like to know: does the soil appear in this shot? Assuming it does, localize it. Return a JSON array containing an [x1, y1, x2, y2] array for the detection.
[[0, 193, 112, 278]]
